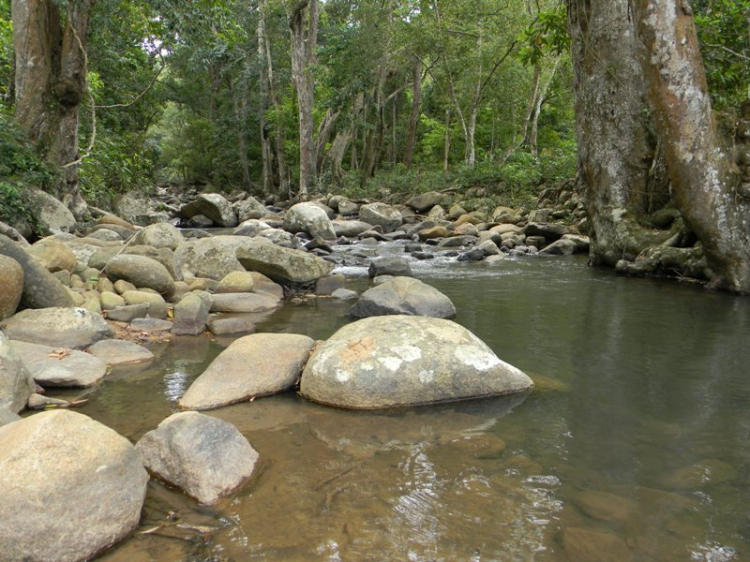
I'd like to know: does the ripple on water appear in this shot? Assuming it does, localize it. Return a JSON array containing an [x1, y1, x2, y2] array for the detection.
[[163, 370, 189, 403]]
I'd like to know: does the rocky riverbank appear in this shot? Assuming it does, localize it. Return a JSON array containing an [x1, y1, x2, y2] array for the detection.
[[0, 188, 583, 561]]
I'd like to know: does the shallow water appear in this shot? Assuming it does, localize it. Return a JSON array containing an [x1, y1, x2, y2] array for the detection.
[[62, 251, 750, 561]]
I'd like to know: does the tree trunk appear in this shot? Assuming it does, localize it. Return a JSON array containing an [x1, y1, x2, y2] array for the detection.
[[12, 0, 95, 209], [633, 0, 750, 292], [315, 108, 340, 172], [568, 0, 671, 267], [443, 108, 450, 175], [404, 58, 421, 169], [257, 0, 273, 194], [288, 0, 319, 198]]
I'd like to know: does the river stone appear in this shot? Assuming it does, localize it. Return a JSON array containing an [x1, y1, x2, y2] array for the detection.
[[359, 202, 403, 233], [210, 293, 279, 313], [105, 255, 176, 299], [88, 339, 154, 366], [206, 316, 257, 336], [406, 191, 444, 213], [11, 341, 108, 387], [106, 303, 150, 322], [234, 196, 270, 222], [101, 290, 126, 310], [235, 236, 334, 284], [23, 188, 76, 235], [332, 220, 373, 238], [0, 407, 20, 427], [283, 202, 336, 240], [175, 235, 253, 280], [562, 527, 633, 562], [172, 292, 213, 335], [122, 290, 168, 319], [181, 193, 238, 227], [419, 225, 450, 240], [368, 256, 413, 278], [659, 459, 738, 489], [136, 411, 259, 505], [349, 277, 456, 319], [216, 271, 255, 293], [0, 410, 149, 562], [179, 333, 315, 411], [540, 238, 578, 255], [332, 288, 359, 300], [28, 238, 77, 272], [0, 255, 23, 320], [130, 318, 173, 332], [131, 223, 184, 250], [437, 235, 478, 248], [573, 490, 635, 523], [523, 222, 570, 241], [300, 315, 534, 410], [233, 218, 272, 237], [1, 307, 114, 349], [0, 333, 34, 414], [0, 234, 74, 309]]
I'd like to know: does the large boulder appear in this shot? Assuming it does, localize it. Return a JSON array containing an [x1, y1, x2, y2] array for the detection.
[[23, 188, 76, 235], [210, 293, 280, 313], [27, 238, 77, 273], [1, 307, 114, 349], [175, 235, 251, 280], [283, 202, 336, 240], [105, 254, 176, 298], [332, 220, 373, 238], [523, 222, 570, 241], [181, 193, 238, 228], [234, 196, 270, 222], [368, 256, 413, 278], [0, 255, 23, 320], [0, 332, 34, 414], [300, 315, 533, 410], [136, 412, 259, 505], [115, 192, 167, 226], [406, 191, 444, 213], [11, 341, 108, 387], [349, 277, 456, 319], [88, 339, 154, 366], [235, 236, 334, 284], [359, 202, 403, 233], [234, 219, 272, 238], [0, 410, 149, 562], [0, 234, 74, 309], [179, 333, 315, 411], [171, 292, 212, 336], [130, 223, 184, 250]]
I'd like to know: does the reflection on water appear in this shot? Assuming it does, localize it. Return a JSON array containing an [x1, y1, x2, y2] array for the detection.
[[78, 252, 750, 561]]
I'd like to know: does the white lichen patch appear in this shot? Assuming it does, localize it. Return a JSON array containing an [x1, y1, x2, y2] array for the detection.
[[378, 357, 402, 371], [392, 345, 422, 362], [418, 370, 435, 384], [455, 345, 502, 371], [335, 369, 350, 383]]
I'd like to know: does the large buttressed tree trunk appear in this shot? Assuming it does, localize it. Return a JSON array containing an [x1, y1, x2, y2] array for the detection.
[[567, 0, 673, 267], [632, 0, 750, 292], [12, 0, 95, 211]]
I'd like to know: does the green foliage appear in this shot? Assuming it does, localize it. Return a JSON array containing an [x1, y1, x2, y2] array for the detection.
[[519, 4, 571, 65], [0, 0, 11, 99], [695, 0, 750, 108]]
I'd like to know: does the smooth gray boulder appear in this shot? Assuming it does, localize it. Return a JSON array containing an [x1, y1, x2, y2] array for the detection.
[[23, 188, 76, 235], [179, 333, 315, 410], [206, 316, 256, 336], [175, 235, 251, 280], [88, 339, 154, 366], [283, 202, 336, 240], [348, 277, 456, 319], [0, 255, 23, 320], [136, 412, 259, 505], [181, 193, 238, 227], [105, 254, 175, 298], [0, 332, 34, 414], [0, 410, 149, 562], [359, 203, 403, 233], [0, 407, 20, 427], [234, 196, 270, 222], [523, 222, 570, 241], [235, 236, 334, 284], [300, 315, 533, 410], [210, 293, 280, 313], [131, 223, 184, 250], [215, 271, 255, 293], [406, 191, 444, 213], [11, 341, 108, 387], [1, 307, 114, 349], [28, 238, 77, 273], [332, 220, 373, 238], [0, 234, 74, 309], [368, 256, 413, 278], [172, 292, 213, 335], [540, 238, 578, 255], [233, 219, 272, 237], [121, 290, 168, 319]]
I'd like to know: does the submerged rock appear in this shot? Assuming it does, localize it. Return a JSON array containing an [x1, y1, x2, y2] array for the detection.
[[562, 527, 633, 562], [348, 277, 456, 319], [88, 339, 154, 366], [1, 307, 114, 349], [300, 315, 533, 410], [136, 411, 259, 505], [11, 341, 108, 387], [179, 333, 315, 410], [0, 410, 149, 562]]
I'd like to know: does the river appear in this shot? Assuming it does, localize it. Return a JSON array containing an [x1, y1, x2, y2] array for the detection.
[[66, 248, 748, 561]]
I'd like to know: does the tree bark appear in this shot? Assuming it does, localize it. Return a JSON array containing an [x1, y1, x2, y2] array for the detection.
[[12, 0, 95, 211], [257, 0, 273, 194], [403, 57, 422, 169], [288, 0, 319, 198], [568, 0, 671, 266], [633, 0, 750, 292]]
